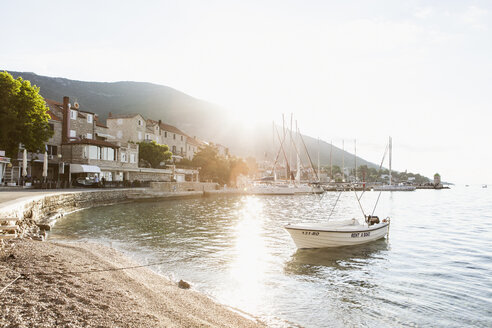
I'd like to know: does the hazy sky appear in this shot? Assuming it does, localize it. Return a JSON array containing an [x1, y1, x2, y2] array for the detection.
[[1, 0, 491, 184]]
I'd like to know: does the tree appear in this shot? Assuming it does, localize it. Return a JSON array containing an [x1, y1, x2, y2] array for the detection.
[[192, 145, 223, 183], [191, 145, 249, 185], [228, 157, 249, 186], [0, 71, 53, 158], [137, 141, 172, 168]]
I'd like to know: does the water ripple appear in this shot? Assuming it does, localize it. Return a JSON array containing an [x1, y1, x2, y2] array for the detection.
[[51, 187, 492, 328]]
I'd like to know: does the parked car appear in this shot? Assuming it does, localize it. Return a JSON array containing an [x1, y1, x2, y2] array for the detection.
[[73, 177, 99, 188]]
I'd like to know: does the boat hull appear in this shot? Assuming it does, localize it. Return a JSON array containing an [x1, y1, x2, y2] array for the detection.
[[247, 186, 295, 195], [285, 222, 389, 249]]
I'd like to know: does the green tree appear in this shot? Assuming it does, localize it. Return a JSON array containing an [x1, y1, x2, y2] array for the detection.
[[228, 157, 249, 186], [191, 145, 248, 185], [137, 141, 172, 168], [0, 71, 53, 158], [192, 145, 223, 183]]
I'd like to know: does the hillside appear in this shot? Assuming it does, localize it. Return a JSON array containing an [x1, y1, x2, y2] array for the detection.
[[6, 71, 377, 170]]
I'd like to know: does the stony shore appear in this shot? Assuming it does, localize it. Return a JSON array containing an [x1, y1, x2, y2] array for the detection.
[[0, 189, 264, 328], [0, 239, 264, 328]]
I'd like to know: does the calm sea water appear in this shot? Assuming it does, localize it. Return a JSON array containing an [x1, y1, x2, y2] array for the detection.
[[51, 186, 492, 327]]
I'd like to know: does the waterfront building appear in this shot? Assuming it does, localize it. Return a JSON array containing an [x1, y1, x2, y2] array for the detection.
[[212, 142, 229, 158], [55, 97, 140, 183], [106, 113, 147, 144], [185, 136, 204, 160], [0, 150, 10, 185], [146, 120, 189, 160]]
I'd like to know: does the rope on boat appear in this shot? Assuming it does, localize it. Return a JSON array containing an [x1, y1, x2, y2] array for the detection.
[[371, 191, 383, 216], [353, 188, 366, 218], [328, 191, 343, 220]]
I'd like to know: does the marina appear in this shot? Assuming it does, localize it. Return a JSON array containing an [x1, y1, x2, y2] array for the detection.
[[48, 186, 492, 327]]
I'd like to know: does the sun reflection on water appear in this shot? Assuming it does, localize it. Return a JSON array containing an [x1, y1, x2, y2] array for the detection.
[[223, 196, 268, 311]]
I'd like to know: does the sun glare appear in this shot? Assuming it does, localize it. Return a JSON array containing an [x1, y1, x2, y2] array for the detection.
[[226, 196, 268, 310]]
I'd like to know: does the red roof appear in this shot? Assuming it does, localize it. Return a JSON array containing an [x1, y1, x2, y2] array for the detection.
[[147, 119, 186, 136], [63, 138, 119, 148], [47, 109, 62, 122], [108, 113, 144, 119]]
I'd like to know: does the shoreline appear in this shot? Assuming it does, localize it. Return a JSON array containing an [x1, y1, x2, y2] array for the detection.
[[0, 239, 264, 327], [0, 189, 265, 327]]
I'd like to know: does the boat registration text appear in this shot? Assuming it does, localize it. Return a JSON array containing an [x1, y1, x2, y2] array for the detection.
[[351, 232, 370, 238], [301, 231, 320, 236]]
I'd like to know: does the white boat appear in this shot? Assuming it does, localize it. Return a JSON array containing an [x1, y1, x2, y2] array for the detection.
[[285, 217, 390, 249], [246, 183, 295, 195], [291, 183, 325, 194]]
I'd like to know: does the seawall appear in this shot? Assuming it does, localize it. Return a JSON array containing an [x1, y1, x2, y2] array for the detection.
[[0, 186, 244, 239], [0, 189, 148, 239]]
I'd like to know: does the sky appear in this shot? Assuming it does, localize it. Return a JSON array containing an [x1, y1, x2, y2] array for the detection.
[[1, 0, 491, 184]]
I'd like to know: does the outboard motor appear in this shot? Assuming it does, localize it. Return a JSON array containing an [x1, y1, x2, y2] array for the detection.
[[366, 215, 380, 226]]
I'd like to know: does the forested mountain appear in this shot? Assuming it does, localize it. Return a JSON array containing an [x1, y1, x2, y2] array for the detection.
[[7, 71, 377, 169]]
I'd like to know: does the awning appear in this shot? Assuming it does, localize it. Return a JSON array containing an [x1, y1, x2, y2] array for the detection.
[[96, 132, 116, 139], [70, 164, 101, 173]]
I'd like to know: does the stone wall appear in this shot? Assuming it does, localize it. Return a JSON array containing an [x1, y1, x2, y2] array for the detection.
[[1, 189, 136, 226], [129, 172, 171, 182], [150, 181, 218, 192]]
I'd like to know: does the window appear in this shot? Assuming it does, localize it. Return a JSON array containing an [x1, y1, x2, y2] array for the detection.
[[70, 130, 76, 138], [173, 134, 176, 140], [117, 119, 123, 125], [86, 133, 92, 139], [70, 110, 77, 120], [121, 153, 126, 162], [164, 131, 167, 138], [117, 131, 123, 139], [107, 148, 115, 161], [172, 146, 176, 153], [47, 145, 57, 156], [138, 132, 142, 140], [138, 119, 143, 126], [130, 154, 136, 163], [87, 114, 93, 123], [181, 136, 183, 141], [180, 147, 183, 154], [88, 146, 99, 159], [100, 147, 115, 161], [49, 123, 54, 132]]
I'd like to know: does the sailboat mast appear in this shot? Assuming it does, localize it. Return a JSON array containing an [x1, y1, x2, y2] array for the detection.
[[330, 141, 333, 182], [389, 136, 392, 186], [342, 140, 345, 182], [296, 120, 300, 183], [290, 113, 293, 183], [282, 114, 287, 180], [355, 139, 357, 183], [317, 138, 320, 182]]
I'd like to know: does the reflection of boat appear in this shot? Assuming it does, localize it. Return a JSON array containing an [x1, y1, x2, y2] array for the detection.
[[284, 238, 389, 274], [285, 218, 390, 249]]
